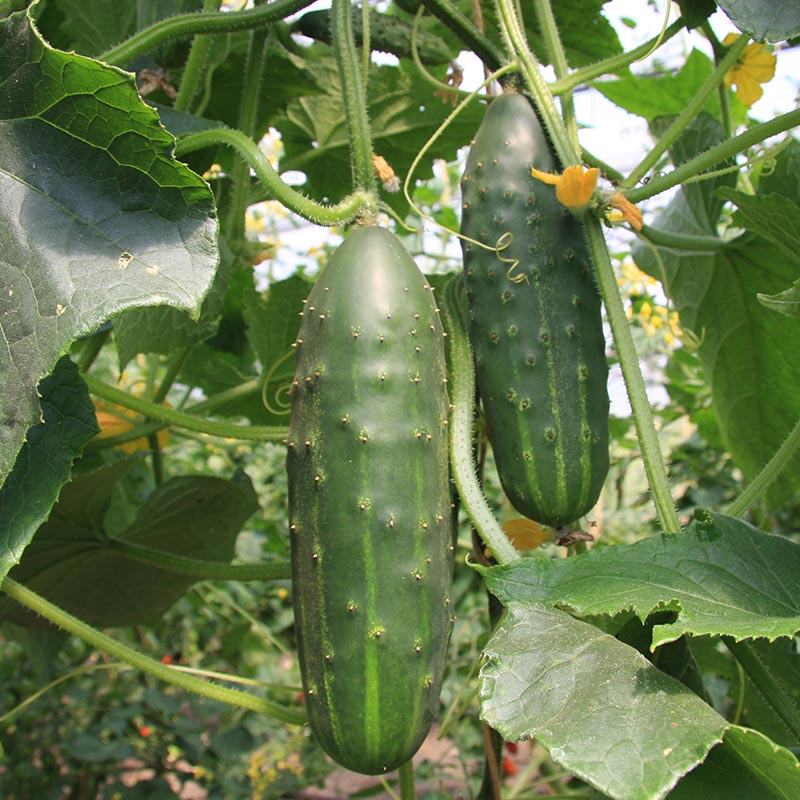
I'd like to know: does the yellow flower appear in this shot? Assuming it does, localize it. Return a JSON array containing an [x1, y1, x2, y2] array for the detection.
[[531, 164, 598, 208], [723, 34, 776, 107], [94, 400, 169, 453]]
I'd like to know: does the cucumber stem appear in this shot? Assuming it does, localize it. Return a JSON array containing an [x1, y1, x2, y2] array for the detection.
[[175, 128, 371, 225], [623, 34, 749, 188], [584, 221, 681, 533], [728, 417, 800, 518], [441, 278, 520, 565], [98, 0, 315, 65], [84, 374, 286, 442], [106, 539, 291, 582], [0, 577, 306, 725], [332, 0, 378, 205]]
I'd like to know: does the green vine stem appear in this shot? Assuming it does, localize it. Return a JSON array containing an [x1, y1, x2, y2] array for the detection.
[[106, 539, 291, 581], [623, 34, 749, 188], [422, 0, 505, 72], [173, 0, 222, 112], [548, 19, 684, 96], [534, 0, 579, 156], [98, 0, 314, 66], [175, 128, 371, 226], [331, 0, 377, 203], [638, 224, 724, 252], [87, 377, 268, 452], [624, 108, 800, 204], [729, 417, 800, 518], [398, 759, 416, 800], [493, 0, 580, 167], [0, 577, 306, 726], [724, 637, 800, 743], [584, 220, 681, 532], [228, 24, 271, 242], [84, 374, 286, 442], [441, 277, 520, 565]]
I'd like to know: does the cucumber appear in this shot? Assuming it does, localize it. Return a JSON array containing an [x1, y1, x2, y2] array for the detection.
[[287, 225, 454, 775], [459, 92, 609, 528]]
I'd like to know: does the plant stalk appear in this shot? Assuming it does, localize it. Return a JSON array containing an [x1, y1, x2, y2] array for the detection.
[[84, 374, 285, 442], [0, 577, 306, 725], [441, 278, 519, 564], [106, 539, 292, 581], [99, 0, 315, 65], [176, 128, 371, 226], [331, 0, 377, 204], [624, 108, 800, 205], [729, 417, 800, 517], [624, 34, 749, 188]]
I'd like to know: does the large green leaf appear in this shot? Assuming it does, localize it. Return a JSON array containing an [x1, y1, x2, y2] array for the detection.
[[0, 9, 218, 490], [480, 602, 726, 800], [0, 358, 98, 583], [715, 0, 800, 42], [634, 124, 800, 507], [0, 463, 258, 627], [668, 726, 800, 798], [479, 511, 800, 648]]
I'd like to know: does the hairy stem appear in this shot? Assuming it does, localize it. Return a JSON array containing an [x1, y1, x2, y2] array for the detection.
[[549, 20, 684, 96], [99, 0, 314, 66], [176, 128, 371, 225], [584, 220, 680, 532], [625, 108, 800, 204], [228, 25, 271, 241], [331, 0, 377, 203], [173, 0, 222, 112], [107, 538, 291, 581], [0, 577, 305, 725], [84, 374, 285, 442], [534, 0, 579, 154], [724, 637, 800, 743], [624, 35, 749, 188], [441, 278, 519, 565], [494, 0, 580, 166], [422, 0, 505, 71], [729, 417, 800, 517]]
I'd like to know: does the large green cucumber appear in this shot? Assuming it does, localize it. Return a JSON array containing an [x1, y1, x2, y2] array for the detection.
[[287, 225, 454, 775], [459, 92, 609, 528]]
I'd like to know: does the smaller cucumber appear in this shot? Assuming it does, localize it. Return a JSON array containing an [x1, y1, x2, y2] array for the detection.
[[459, 92, 610, 528]]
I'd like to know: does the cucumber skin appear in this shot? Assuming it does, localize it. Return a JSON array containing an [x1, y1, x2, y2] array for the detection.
[[460, 93, 609, 528], [287, 226, 454, 775]]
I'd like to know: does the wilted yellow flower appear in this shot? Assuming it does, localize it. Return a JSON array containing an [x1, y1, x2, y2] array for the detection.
[[531, 164, 598, 208], [94, 401, 169, 453], [723, 34, 776, 107]]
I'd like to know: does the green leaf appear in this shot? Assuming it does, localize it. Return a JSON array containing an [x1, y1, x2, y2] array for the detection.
[[717, 189, 800, 266], [716, 0, 800, 42], [757, 280, 800, 318], [0, 9, 218, 490], [480, 602, 726, 800], [41, 0, 137, 56], [669, 726, 800, 798], [634, 125, 800, 506], [479, 512, 800, 647], [0, 464, 258, 627], [0, 358, 98, 583], [112, 240, 234, 367], [592, 50, 722, 122]]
